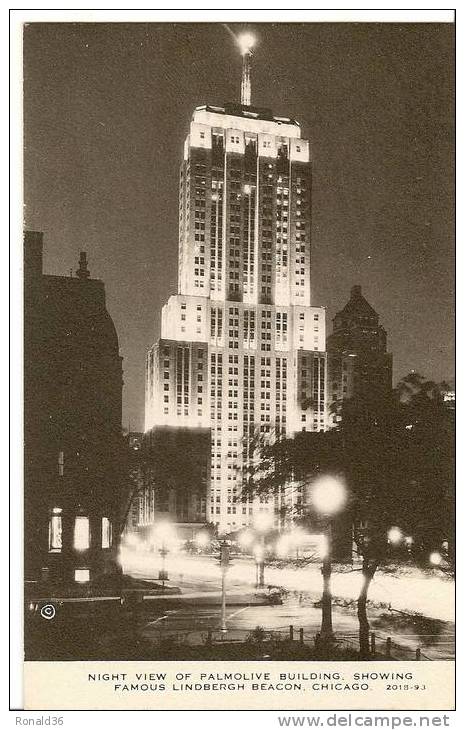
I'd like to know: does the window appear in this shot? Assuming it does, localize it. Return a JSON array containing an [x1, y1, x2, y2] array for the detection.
[[58, 451, 64, 476], [48, 508, 62, 552], [102, 517, 112, 549], [74, 516, 90, 551], [74, 569, 90, 583]]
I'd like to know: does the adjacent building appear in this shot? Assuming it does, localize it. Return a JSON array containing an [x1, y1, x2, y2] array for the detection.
[[326, 285, 392, 427], [24, 231, 124, 587], [144, 98, 328, 535]]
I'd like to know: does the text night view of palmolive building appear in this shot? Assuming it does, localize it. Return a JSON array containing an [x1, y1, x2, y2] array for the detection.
[[145, 38, 327, 533]]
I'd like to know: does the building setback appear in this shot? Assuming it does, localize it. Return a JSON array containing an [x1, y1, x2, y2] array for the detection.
[[24, 231, 124, 586], [144, 100, 328, 534], [326, 285, 392, 427]]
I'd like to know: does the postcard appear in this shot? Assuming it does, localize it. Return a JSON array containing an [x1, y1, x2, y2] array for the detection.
[[19, 16, 455, 712]]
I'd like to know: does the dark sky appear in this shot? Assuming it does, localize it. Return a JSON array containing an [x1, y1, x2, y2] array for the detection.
[[23, 22, 455, 431]]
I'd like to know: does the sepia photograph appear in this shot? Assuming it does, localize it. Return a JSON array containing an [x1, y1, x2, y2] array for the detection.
[[19, 15, 455, 710]]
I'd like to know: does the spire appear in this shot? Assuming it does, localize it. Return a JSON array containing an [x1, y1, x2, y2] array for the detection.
[[238, 33, 255, 106], [76, 251, 90, 279]]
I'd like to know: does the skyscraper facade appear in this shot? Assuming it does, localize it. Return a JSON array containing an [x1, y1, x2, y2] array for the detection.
[[145, 98, 328, 534]]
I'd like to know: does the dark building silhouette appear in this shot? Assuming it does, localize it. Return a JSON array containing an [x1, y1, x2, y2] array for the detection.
[[24, 231, 124, 588], [128, 426, 210, 541], [326, 285, 392, 427]]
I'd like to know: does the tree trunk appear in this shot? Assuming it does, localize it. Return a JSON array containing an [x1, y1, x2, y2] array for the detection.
[[357, 563, 376, 659]]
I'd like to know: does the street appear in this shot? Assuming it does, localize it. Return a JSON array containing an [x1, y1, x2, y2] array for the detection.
[[121, 550, 455, 661]]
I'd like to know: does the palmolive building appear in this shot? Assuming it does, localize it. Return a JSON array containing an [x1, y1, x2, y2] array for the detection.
[[144, 101, 327, 534]]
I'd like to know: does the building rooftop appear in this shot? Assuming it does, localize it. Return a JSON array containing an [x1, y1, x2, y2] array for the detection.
[[191, 103, 302, 139], [193, 103, 300, 127]]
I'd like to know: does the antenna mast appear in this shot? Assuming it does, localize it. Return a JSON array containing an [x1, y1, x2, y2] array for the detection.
[[238, 33, 255, 106]]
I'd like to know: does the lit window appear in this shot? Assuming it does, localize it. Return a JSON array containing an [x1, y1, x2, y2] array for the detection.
[[74, 516, 90, 551], [48, 508, 62, 553], [74, 569, 90, 583], [58, 451, 64, 476], [101, 517, 112, 549]]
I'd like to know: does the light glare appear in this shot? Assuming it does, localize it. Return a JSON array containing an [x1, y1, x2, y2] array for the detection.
[[195, 531, 209, 548], [238, 33, 255, 55], [254, 511, 274, 532], [387, 526, 403, 545], [311, 476, 347, 515], [238, 529, 254, 549], [276, 534, 290, 558]]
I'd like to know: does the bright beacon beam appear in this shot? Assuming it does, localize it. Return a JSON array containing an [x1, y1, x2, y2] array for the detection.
[[238, 32, 255, 55], [238, 32, 255, 106]]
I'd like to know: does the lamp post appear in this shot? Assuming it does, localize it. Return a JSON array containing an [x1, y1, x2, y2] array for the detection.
[[253, 511, 273, 589], [219, 540, 230, 634], [311, 475, 347, 642], [253, 543, 265, 588], [155, 522, 174, 590]]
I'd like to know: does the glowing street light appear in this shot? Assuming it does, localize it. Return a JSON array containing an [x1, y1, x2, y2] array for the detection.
[[153, 521, 176, 589], [310, 475, 347, 641], [312, 475, 347, 516], [195, 531, 210, 549], [238, 529, 254, 550], [254, 511, 274, 532], [253, 511, 273, 588], [124, 533, 140, 549], [387, 526, 403, 546], [429, 551, 442, 566]]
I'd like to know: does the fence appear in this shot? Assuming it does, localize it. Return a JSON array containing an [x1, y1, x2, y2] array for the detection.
[[142, 622, 454, 660]]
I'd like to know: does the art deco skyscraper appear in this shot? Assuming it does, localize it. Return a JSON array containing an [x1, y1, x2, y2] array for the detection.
[[145, 37, 327, 533], [326, 285, 392, 428]]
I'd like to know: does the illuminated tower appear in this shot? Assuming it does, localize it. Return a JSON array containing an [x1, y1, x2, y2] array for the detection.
[[145, 34, 328, 533]]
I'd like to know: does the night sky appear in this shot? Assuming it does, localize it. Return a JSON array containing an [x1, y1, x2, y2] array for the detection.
[[23, 22, 455, 431]]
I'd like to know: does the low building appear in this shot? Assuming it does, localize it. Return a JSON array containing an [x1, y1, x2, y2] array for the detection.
[[126, 426, 210, 543], [24, 231, 124, 588]]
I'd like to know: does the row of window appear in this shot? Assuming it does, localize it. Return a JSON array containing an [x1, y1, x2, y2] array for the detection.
[[48, 510, 112, 553]]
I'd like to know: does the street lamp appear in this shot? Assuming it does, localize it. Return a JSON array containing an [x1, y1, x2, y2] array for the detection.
[[253, 543, 265, 587], [253, 511, 273, 588], [429, 551, 442, 566], [154, 521, 174, 589], [311, 475, 347, 641], [219, 540, 231, 634]]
